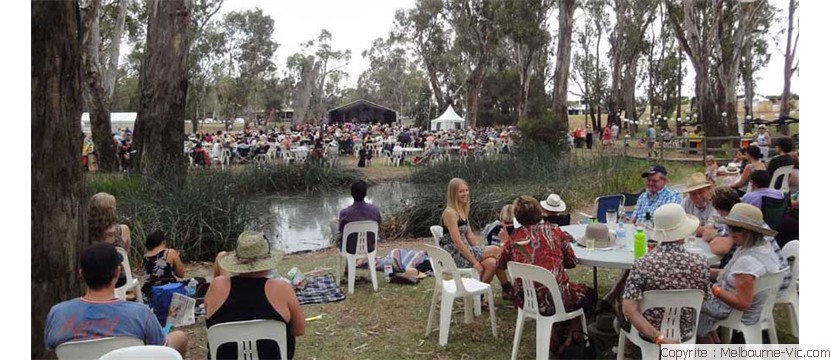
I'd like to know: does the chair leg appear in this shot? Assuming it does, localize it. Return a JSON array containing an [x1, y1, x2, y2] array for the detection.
[[511, 311, 525, 360], [488, 290, 497, 339], [133, 279, 143, 303], [463, 296, 474, 324], [368, 253, 378, 292], [616, 332, 626, 360], [767, 317, 779, 344], [347, 256, 356, 295], [787, 302, 799, 338], [742, 326, 763, 344], [439, 294, 453, 346], [535, 318, 553, 360], [336, 254, 342, 285], [425, 285, 440, 338], [720, 327, 733, 344]]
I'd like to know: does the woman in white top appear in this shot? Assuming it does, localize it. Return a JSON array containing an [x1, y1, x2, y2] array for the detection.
[[755, 125, 771, 158]]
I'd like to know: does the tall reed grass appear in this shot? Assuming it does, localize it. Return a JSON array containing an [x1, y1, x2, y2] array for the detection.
[[86, 163, 363, 261], [392, 144, 649, 238]]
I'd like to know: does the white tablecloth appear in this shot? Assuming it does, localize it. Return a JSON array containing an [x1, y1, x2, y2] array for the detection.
[[561, 224, 721, 270]]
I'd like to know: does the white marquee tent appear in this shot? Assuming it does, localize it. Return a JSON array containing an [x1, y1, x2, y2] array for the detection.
[[430, 106, 465, 131]]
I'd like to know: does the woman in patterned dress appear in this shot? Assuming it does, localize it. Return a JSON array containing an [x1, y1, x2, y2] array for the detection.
[[497, 195, 597, 352], [438, 178, 510, 294]]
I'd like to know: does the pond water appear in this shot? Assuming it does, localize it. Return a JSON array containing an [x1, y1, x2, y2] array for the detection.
[[249, 182, 420, 253]]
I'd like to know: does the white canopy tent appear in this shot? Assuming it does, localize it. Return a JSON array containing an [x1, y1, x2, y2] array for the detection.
[[430, 106, 465, 131]]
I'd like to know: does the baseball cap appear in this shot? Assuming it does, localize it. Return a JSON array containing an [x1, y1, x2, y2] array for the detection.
[[641, 164, 668, 177], [80, 243, 123, 280]]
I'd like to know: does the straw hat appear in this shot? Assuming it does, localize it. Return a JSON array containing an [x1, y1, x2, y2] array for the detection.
[[577, 223, 615, 249], [219, 231, 284, 274], [650, 203, 699, 243], [403, 267, 428, 279], [713, 203, 777, 237], [681, 172, 714, 193], [724, 163, 740, 175], [541, 193, 567, 212]]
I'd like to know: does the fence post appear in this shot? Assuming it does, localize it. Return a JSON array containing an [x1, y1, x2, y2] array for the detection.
[[702, 136, 708, 164], [659, 140, 664, 161]]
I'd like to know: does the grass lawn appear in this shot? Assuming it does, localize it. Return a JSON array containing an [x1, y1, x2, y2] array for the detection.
[[179, 236, 797, 359]]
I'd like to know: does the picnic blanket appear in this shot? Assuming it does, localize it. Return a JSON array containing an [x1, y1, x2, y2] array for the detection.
[[357, 248, 430, 273], [295, 273, 346, 305]]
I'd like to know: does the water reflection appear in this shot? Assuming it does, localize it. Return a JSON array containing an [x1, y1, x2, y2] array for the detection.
[[248, 182, 419, 253]]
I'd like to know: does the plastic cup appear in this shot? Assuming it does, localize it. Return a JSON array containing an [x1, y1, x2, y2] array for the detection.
[[586, 238, 595, 250]]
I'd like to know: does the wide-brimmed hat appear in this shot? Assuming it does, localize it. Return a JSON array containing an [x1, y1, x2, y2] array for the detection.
[[541, 193, 567, 212], [713, 203, 777, 237], [649, 203, 699, 243], [403, 268, 428, 279], [577, 223, 615, 249], [724, 163, 740, 175], [219, 231, 283, 274], [681, 172, 714, 193]]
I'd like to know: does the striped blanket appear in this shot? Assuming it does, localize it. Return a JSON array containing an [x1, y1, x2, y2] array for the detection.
[[295, 274, 346, 305]]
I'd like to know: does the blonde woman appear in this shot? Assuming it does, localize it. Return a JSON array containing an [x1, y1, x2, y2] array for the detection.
[[88, 192, 131, 252], [439, 178, 511, 298]]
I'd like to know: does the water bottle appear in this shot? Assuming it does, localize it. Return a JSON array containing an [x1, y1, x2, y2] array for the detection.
[[186, 279, 198, 297], [634, 226, 646, 259]]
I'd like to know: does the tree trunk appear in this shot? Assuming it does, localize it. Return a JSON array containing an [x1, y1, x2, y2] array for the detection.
[[551, 0, 576, 121], [105, 0, 128, 98], [623, 62, 638, 129], [132, 0, 192, 183], [778, 0, 798, 135], [80, 0, 119, 172], [32, 1, 87, 357], [742, 41, 754, 121], [465, 62, 486, 128]]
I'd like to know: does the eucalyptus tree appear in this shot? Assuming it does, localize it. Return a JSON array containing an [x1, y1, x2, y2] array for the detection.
[[79, 0, 128, 171], [309, 30, 352, 122], [393, 0, 464, 111], [778, 0, 798, 134], [497, 0, 554, 122], [358, 37, 430, 121], [571, 0, 610, 129], [739, 3, 774, 121], [131, 0, 192, 182], [551, 0, 577, 121], [222, 8, 279, 127], [32, 2, 87, 356], [665, 0, 770, 137], [644, 4, 684, 128]]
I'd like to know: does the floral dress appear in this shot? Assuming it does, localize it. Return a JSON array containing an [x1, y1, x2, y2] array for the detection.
[[497, 222, 596, 318]]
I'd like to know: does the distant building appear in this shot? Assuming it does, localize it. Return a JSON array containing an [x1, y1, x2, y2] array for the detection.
[[328, 99, 399, 124]]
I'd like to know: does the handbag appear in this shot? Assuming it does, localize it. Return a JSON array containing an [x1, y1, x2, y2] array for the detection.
[[558, 330, 601, 360]]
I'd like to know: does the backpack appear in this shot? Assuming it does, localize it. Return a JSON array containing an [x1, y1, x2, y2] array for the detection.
[[150, 282, 187, 326]]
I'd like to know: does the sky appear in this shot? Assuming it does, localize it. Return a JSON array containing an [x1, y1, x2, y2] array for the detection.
[[218, 0, 798, 102]]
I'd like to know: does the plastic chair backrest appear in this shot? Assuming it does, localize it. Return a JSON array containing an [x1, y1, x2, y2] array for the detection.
[[779, 241, 799, 297], [771, 165, 794, 194], [595, 194, 625, 223], [430, 226, 443, 247], [761, 196, 787, 230], [99, 345, 183, 360], [638, 289, 705, 341], [114, 247, 135, 300], [506, 262, 567, 318], [55, 337, 144, 360], [342, 220, 379, 255], [424, 244, 465, 292], [207, 319, 288, 360], [723, 269, 787, 324]]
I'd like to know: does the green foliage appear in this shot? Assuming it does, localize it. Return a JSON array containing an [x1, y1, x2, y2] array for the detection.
[[397, 151, 647, 238], [86, 163, 363, 261], [518, 110, 568, 148]]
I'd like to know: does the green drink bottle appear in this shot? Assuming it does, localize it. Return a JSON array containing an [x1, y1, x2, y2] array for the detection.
[[634, 226, 646, 259]]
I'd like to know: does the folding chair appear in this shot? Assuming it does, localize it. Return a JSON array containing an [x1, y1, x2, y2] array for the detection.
[[594, 194, 625, 223]]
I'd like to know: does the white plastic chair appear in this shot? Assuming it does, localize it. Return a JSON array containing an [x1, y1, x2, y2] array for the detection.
[[616, 289, 705, 360], [429, 226, 482, 319], [114, 247, 143, 303], [293, 149, 309, 163], [717, 269, 787, 344], [55, 337, 143, 360], [220, 149, 232, 169], [423, 244, 497, 346], [325, 146, 339, 168], [99, 345, 182, 360], [771, 165, 794, 194], [207, 320, 288, 360], [507, 262, 589, 360], [392, 152, 403, 167], [353, 144, 363, 158], [336, 220, 379, 294], [777, 240, 799, 337]]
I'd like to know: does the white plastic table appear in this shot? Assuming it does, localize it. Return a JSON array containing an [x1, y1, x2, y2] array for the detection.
[[561, 224, 721, 289], [401, 147, 423, 164]]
